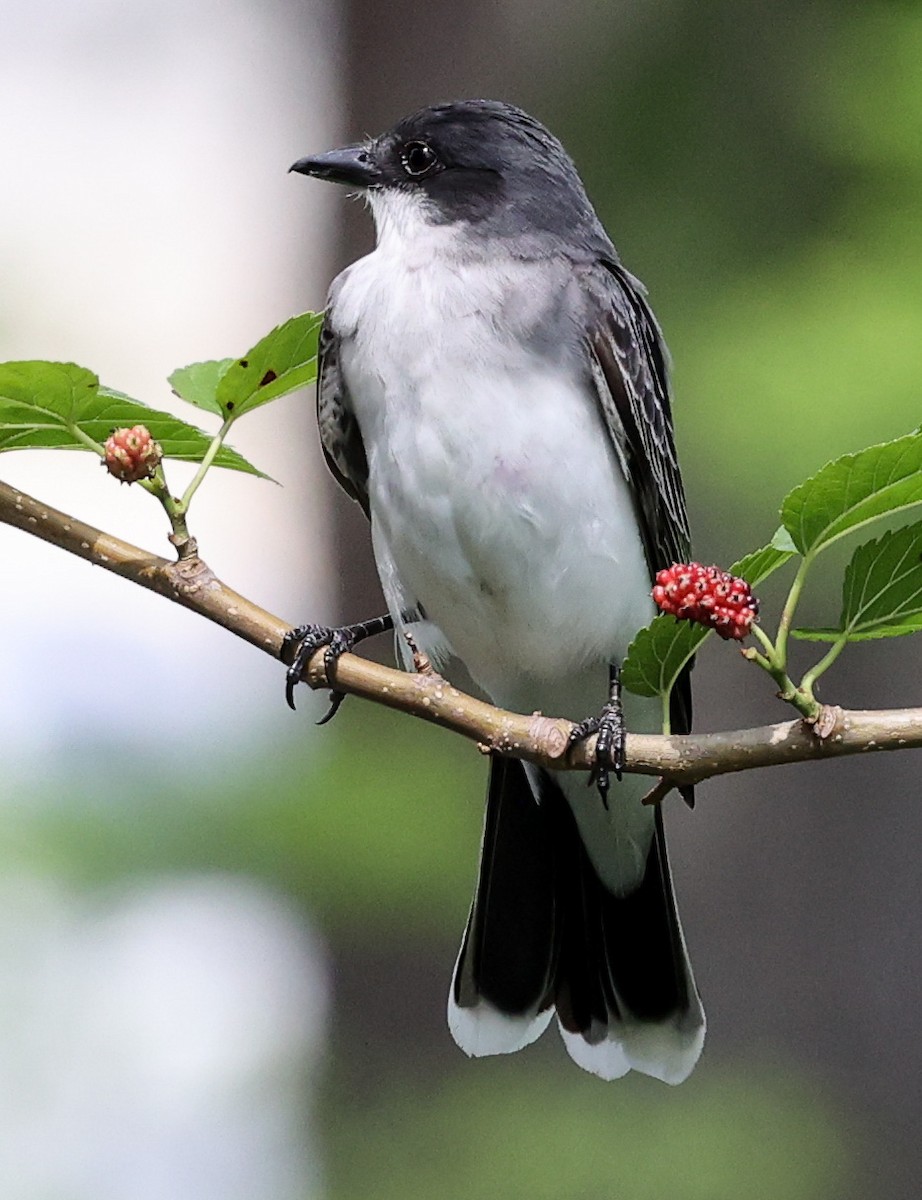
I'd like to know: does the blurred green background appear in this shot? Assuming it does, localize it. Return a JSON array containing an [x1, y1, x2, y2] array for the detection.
[[5, 0, 922, 1197]]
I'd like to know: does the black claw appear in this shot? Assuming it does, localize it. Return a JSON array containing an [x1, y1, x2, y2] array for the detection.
[[594, 700, 625, 783], [596, 766, 611, 809], [568, 665, 626, 806], [282, 613, 395, 716], [283, 623, 341, 712], [285, 667, 300, 711], [567, 714, 606, 805], [316, 690, 346, 726]]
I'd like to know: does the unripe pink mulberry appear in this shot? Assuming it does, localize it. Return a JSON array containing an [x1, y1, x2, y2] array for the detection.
[[103, 425, 162, 483]]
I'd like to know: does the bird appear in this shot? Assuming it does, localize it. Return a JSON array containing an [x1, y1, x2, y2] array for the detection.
[[287, 99, 705, 1084]]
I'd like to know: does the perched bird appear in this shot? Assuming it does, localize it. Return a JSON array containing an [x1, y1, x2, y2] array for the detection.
[[288, 100, 705, 1083]]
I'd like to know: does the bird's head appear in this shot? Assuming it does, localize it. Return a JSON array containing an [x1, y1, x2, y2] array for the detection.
[[290, 100, 608, 255]]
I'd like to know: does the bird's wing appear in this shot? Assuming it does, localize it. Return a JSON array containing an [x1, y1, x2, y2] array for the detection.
[[316, 311, 370, 516], [583, 260, 694, 745], [583, 260, 690, 573]]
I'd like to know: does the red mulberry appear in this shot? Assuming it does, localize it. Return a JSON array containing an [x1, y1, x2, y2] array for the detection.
[[653, 563, 759, 641]]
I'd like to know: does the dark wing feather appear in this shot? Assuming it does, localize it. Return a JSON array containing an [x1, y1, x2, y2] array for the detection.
[[584, 261, 694, 763], [316, 312, 370, 516], [585, 261, 689, 572]]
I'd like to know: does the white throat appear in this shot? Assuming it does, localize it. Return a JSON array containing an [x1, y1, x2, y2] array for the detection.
[[367, 188, 465, 265]]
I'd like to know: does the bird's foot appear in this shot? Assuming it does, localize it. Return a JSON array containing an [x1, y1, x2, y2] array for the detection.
[[568, 665, 625, 809], [282, 613, 393, 719]]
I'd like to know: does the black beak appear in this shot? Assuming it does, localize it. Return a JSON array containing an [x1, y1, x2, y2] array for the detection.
[[289, 145, 380, 188]]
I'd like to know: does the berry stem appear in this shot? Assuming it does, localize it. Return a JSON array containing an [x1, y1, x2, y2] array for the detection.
[[749, 622, 778, 661], [743, 620, 820, 719], [131, 414, 234, 559], [141, 466, 196, 559]]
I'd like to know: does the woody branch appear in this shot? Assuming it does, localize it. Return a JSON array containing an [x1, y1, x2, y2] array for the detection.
[[3, 475, 922, 791]]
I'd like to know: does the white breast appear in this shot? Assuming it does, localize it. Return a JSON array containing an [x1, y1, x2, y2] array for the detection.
[[331, 195, 653, 709]]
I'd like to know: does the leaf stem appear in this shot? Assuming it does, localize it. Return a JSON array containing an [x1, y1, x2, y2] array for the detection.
[[774, 553, 812, 670], [799, 634, 848, 704], [180, 413, 236, 510], [661, 691, 671, 736], [67, 423, 107, 458]]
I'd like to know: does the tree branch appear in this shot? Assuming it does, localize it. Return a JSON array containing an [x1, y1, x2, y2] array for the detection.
[[4, 475, 922, 792]]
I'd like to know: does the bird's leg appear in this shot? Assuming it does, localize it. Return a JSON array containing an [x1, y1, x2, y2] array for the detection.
[[568, 663, 625, 808], [283, 613, 394, 719]]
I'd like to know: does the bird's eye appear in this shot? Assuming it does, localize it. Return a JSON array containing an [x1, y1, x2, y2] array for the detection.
[[401, 141, 439, 178]]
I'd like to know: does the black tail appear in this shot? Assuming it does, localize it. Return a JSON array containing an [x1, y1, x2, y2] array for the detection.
[[449, 758, 704, 1082]]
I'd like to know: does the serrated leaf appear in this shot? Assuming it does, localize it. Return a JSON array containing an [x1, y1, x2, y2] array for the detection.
[[0, 361, 264, 476], [781, 429, 922, 556], [793, 521, 922, 643], [169, 358, 234, 416], [621, 617, 709, 699], [214, 312, 323, 419], [0, 361, 100, 450], [835, 619, 922, 640], [621, 537, 796, 700]]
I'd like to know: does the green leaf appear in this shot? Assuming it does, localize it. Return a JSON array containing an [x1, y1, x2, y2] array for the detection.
[[770, 525, 798, 553], [0, 361, 264, 476], [214, 312, 323, 419], [621, 616, 709, 699], [731, 533, 797, 586], [781, 429, 922, 556], [0, 361, 100, 451], [169, 358, 234, 416], [793, 520, 922, 642], [790, 627, 848, 642], [621, 537, 796, 700]]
